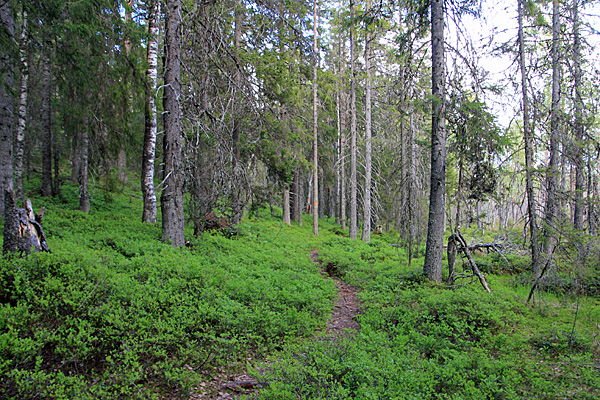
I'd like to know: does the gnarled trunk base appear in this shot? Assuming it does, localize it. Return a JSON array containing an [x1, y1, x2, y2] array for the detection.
[[3, 190, 49, 255]]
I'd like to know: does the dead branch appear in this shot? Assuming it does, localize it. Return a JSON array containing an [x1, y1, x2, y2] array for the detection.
[[526, 246, 557, 304], [455, 230, 491, 293]]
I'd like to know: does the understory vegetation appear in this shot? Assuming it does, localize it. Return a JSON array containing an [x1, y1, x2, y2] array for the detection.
[[0, 180, 336, 398], [260, 236, 600, 399], [1, 180, 599, 399]]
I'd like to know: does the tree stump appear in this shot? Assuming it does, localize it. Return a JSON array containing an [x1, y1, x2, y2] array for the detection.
[[3, 189, 49, 255]]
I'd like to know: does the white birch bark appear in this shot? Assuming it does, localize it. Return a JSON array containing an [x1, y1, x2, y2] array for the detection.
[[15, 11, 28, 202], [142, 0, 160, 223]]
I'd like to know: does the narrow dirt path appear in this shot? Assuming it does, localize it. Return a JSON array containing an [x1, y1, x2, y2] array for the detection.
[[310, 249, 361, 339], [188, 249, 361, 399]]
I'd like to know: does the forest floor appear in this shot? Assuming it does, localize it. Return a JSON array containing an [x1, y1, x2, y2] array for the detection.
[[190, 249, 362, 399], [5, 181, 599, 399]]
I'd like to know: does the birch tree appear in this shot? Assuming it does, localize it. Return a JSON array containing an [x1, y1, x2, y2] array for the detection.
[[142, 0, 160, 223], [15, 10, 28, 203]]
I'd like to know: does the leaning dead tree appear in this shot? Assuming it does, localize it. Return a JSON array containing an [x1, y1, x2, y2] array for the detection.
[[447, 230, 491, 293], [3, 190, 50, 255]]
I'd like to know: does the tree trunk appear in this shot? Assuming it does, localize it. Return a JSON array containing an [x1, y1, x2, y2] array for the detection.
[[327, 185, 333, 219], [41, 51, 53, 197], [312, 0, 319, 236], [335, 86, 341, 225], [348, 0, 358, 240], [124, 0, 133, 54], [117, 148, 127, 189], [339, 82, 347, 232], [319, 174, 325, 220], [283, 186, 291, 226], [407, 112, 418, 267], [518, 0, 541, 276], [71, 118, 81, 184], [0, 2, 15, 215], [142, 0, 160, 223], [292, 167, 299, 222], [53, 140, 60, 197], [232, 0, 243, 163], [361, 0, 373, 242], [337, 18, 347, 231], [229, 0, 245, 226], [589, 169, 597, 235], [423, 0, 447, 283], [447, 234, 457, 284], [15, 10, 28, 203], [3, 190, 19, 254], [336, 5, 347, 230], [543, 0, 561, 257], [572, 0, 585, 231], [455, 156, 464, 229], [161, 0, 185, 247], [79, 125, 90, 213], [119, 0, 133, 192], [298, 170, 304, 227]]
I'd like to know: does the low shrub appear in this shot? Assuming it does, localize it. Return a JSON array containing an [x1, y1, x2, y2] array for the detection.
[[0, 183, 337, 398]]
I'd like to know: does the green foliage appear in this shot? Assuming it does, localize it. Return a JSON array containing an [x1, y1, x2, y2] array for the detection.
[[0, 182, 336, 398], [447, 93, 510, 203], [257, 229, 600, 399], [3, 179, 599, 399], [529, 328, 590, 355]]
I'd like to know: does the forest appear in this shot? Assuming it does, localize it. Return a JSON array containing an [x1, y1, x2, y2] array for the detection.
[[0, 0, 599, 398]]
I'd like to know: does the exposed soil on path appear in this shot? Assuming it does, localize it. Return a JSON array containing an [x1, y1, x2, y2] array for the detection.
[[187, 249, 361, 399], [310, 248, 361, 339]]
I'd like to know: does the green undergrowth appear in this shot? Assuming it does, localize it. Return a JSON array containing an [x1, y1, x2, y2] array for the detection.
[[255, 232, 600, 399], [2, 179, 599, 399], [0, 181, 338, 399]]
